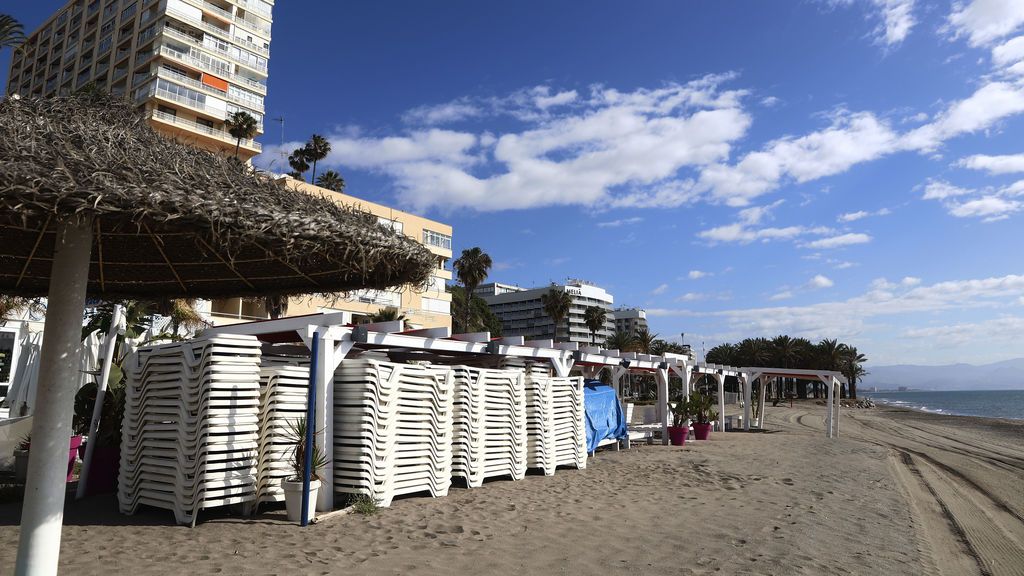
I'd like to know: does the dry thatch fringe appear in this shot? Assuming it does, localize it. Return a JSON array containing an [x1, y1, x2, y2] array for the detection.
[[0, 93, 438, 299]]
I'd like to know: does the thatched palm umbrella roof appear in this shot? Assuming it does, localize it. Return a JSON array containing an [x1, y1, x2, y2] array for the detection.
[[1, 93, 437, 574], [0, 94, 437, 299]]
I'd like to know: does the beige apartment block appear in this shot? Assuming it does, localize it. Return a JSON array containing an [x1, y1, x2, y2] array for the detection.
[[6, 0, 271, 161], [203, 177, 454, 330]]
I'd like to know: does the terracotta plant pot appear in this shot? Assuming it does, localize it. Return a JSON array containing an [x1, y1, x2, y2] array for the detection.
[[692, 423, 713, 440], [667, 426, 688, 446]]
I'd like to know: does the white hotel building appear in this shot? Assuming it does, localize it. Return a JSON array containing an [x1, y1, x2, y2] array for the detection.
[[5, 0, 271, 162], [475, 280, 616, 345]]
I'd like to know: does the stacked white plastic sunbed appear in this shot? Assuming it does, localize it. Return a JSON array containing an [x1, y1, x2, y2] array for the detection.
[[525, 375, 587, 475], [254, 364, 309, 505], [118, 334, 261, 526], [333, 359, 454, 507], [450, 365, 527, 488]]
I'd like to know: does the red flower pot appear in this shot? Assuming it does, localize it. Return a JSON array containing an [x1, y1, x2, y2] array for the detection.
[[67, 435, 83, 482], [667, 426, 688, 446], [692, 423, 713, 440]]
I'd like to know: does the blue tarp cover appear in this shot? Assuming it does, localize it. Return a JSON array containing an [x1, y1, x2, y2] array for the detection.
[[583, 380, 628, 452]]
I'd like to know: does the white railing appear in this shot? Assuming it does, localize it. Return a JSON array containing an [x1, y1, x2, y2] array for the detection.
[[141, 80, 265, 130], [179, 0, 272, 37], [165, 5, 270, 56], [154, 67, 265, 111], [161, 25, 268, 74], [157, 45, 267, 94], [149, 109, 262, 151]]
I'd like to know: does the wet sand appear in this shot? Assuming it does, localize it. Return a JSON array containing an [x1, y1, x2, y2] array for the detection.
[[1, 401, 1021, 575]]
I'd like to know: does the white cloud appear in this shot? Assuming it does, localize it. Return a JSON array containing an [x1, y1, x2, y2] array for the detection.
[[901, 316, 1024, 345], [808, 274, 835, 289], [922, 180, 974, 200], [901, 276, 922, 286], [870, 0, 916, 46], [761, 96, 781, 107], [944, 0, 1024, 47], [689, 270, 710, 280], [901, 81, 1024, 151], [677, 292, 707, 302], [834, 261, 857, 269], [802, 232, 872, 249], [948, 196, 1023, 219], [992, 35, 1024, 67], [839, 210, 869, 222], [838, 207, 891, 222], [402, 100, 483, 125], [769, 290, 794, 301], [652, 283, 670, 295], [958, 152, 1024, 174], [534, 89, 578, 110], [597, 216, 644, 228]]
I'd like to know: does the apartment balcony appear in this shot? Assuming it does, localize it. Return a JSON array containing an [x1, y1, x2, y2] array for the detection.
[[148, 109, 262, 152], [160, 26, 268, 76], [179, 0, 272, 37], [153, 66, 265, 111], [138, 81, 264, 132], [157, 45, 267, 94]]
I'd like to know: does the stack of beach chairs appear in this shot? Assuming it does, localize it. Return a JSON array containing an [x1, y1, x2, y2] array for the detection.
[[254, 364, 309, 505], [450, 366, 527, 488], [332, 359, 454, 507], [118, 334, 262, 526], [525, 375, 587, 475]]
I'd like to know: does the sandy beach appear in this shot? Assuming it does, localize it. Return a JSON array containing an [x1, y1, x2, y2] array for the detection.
[[2, 402, 1022, 576]]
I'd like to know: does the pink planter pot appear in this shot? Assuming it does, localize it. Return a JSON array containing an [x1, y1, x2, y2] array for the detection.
[[67, 435, 83, 482], [667, 426, 688, 446], [692, 423, 713, 441]]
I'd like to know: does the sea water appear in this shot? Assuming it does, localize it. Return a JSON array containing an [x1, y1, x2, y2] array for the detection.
[[865, 390, 1024, 420]]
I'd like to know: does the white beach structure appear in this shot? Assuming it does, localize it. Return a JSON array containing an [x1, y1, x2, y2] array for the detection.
[[204, 313, 846, 513]]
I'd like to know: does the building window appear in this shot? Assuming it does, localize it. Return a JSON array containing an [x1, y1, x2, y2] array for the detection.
[[422, 229, 451, 250], [377, 217, 404, 234]]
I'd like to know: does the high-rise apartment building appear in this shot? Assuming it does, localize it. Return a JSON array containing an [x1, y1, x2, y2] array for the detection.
[[611, 308, 648, 336], [5, 0, 271, 161], [475, 280, 615, 345], [200, 177, 454, 330]]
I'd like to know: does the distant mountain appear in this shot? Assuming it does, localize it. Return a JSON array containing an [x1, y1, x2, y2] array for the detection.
[[863, 358, 1024, 391]]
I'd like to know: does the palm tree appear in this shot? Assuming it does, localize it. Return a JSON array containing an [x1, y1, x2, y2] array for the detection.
[[705, 343, 739, 365], [841, 346, 868, 399], [540, 288, 572, 342], [288, 148, 310, 181], [633, 328, 658, 354], [737, 337, 772, 367], [315, 169, 345, 192], [583, 306, 606, 345], [452, 247, 492, 333], [225, 111, 258, 158], [303, 134, 331, 184], [605, 329, 634, 352], [264, 295, 288, 319], [368, 306, 408, 329], [0, 15, 25, 50], [0, 296, 42, 326]]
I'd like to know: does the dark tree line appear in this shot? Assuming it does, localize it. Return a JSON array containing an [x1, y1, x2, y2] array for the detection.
[[705, 336, 867, 399]]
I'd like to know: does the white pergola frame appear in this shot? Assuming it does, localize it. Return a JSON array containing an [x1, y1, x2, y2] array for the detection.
[[205, 314, 845, 511], [740, 367, 847, 439]]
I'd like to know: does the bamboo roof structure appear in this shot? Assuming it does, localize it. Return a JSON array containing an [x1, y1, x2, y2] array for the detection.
[[0, 93, 437, 299]]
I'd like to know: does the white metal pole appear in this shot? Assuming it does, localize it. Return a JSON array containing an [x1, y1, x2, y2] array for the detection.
[[758, 377, 767, 428], [657, 368, 669, 445], [825, 378, 834, 438], [743, 374, 751, 431], [314, 332, 334, 512], [834, 378, 841, 438], [76, 304, 123, 499], [717, 374, 726, 433], [16, 217, 94, 576]]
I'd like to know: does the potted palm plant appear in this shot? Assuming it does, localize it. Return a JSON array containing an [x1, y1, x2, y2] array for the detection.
[[282, 416, 328, 523], [72, 380, 126, 494], [689, 392, 718, 441], [668, 396, 691, 446], [13, 434, 30, 483]]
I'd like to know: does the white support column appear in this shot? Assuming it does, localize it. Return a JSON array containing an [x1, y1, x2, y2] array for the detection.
[[757, 376, 767, 428], [716, 373, 726, 433], [825, 377, 834, 438], [657, 367, 670, 445], [16, 218, 93, 576], [550, 356, 574, 377], [742, 373, 752, 431], [833, 378, 841, 438], [311, 333, 355, 511]]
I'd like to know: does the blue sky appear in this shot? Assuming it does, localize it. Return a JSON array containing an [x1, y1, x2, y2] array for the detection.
[[5, 0, 1024, 366]]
